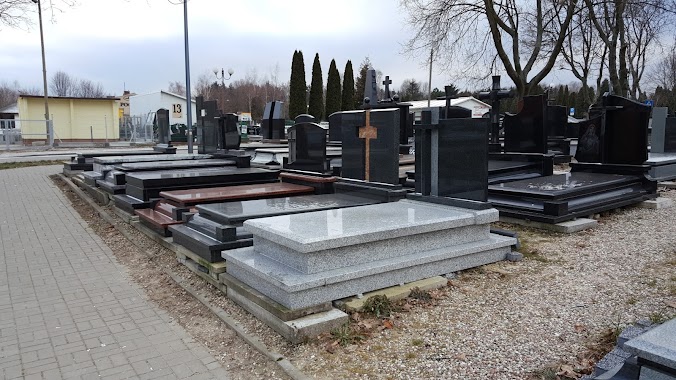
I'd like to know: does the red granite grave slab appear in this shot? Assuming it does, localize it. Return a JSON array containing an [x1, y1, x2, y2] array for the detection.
[[135, 200, 195, 236], [159, 182, 315, 207], [279, 172, 338, 183]]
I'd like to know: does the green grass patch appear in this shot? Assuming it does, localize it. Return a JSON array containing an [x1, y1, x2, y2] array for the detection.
[[0, 160, 64, 170]]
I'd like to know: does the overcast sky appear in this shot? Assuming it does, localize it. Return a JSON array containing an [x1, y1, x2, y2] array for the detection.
[[1, 0, 578, 97]]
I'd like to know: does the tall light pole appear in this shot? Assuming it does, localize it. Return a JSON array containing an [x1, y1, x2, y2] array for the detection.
[[183, 0, 194, 153], [214, 67, 234, 110], [32, 0, 50, 146]]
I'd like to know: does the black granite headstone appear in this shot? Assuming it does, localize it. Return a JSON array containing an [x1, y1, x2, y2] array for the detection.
[[503, 94, 547, 154], [340, 108, 400, 184], [294, 114, 316, 124], [602, 95, 650, 164], [666, 117, 676, 153], [218, 113, 241, 150], [284, 122, 328, 172], [442, 106, 471, 119], [414, 110, 489, 202], [196, 96, 220, 154], [261, 101, 285, 140], [156, 108, 170, 145], [363, 69, 378, 105], [547, 105, 568, 138], [328, 112, 342, 142]]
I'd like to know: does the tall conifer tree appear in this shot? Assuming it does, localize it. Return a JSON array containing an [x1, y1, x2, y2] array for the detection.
[[289, 50, 307, 119], [341, 60, 355, 111], [308, 53, 324, 119], [324, 59, 342, 119]]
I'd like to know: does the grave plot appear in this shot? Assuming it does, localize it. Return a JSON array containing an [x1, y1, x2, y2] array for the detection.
[[114, 166, 280, 213], [63, 149, 165, 174], [490, 94, 659, 226], [168, 181, 403, 263]]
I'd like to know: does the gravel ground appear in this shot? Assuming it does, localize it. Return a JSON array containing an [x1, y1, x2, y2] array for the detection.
[[54, 175, 676, 380]]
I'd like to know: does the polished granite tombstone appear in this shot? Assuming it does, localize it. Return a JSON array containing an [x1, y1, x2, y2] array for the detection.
[[196, 96, 220, 154], [63, 150, 165, 173], [576, 95, 650, 165], [261, 101, 285, 140], [340, 108, 400, 184], [124, 167, 280, 201], [159, 182, 315, 207], [294, 114, 316, 124], [666, 117, 676, 153], [169, 193, 384, 262], [153, 108, 177, 153], [283, 122, 328, 173], [223, 200, 515, 309], [488, 172, 657, 223], [503, 94, 548, 154], [328, 112, 343, 142], [651, 108, 671, 154], [219, 113, 241, 150], [547, 104, 568, 138], [414, 113, 489, 201]]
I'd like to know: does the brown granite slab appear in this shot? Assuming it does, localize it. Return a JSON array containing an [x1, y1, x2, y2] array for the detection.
[[160, 182, 315, 207]]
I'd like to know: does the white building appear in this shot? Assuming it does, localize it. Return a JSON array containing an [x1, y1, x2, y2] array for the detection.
[[129, 91, 197, 125], [406, 96, 491, 120]]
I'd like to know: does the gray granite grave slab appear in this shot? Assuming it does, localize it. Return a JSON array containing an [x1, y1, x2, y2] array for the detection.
[[224, 238, 512, 309], [224, 199, 514, 309], [625, 318, 676, 370], [242, 199, 498, 253]]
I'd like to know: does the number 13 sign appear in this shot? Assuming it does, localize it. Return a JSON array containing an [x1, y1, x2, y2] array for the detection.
[[172, 104, 183, 118]]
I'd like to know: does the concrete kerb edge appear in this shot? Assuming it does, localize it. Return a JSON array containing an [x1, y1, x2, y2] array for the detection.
[[56, 173, 311, 380]]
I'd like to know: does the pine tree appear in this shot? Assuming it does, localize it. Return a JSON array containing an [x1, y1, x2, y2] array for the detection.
[[354, 57, 372, 108], [324, 59, 342, 119], [308, 53, 323, 120], [341, 60, 355, 111], [289, 50, 307, 119]]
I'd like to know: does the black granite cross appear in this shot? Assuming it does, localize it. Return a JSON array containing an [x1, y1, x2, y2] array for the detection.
[[478, 76, 514, 144], [382, 76, 392, 100]]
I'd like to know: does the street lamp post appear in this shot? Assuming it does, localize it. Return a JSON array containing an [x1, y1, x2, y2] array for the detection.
[[214, 68, 234, 110], [32, 0, 51, 146], [183, 0, 194, 153]]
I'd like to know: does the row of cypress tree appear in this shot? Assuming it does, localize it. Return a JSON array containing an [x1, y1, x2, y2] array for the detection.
[[288, 50, 355, 121]]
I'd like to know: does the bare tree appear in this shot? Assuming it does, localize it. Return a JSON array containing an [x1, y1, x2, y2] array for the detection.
[[0, 0, 76, 29], [193, 73, 215, 99], [49, 70, 75, 96], [74, 79, 106, 98], [402, 0, 576, 98], [167, 81, 186, 96], [0, 80, 41, 108]]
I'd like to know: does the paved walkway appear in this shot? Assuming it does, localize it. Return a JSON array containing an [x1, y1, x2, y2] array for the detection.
[[0, 165, 229, 379]]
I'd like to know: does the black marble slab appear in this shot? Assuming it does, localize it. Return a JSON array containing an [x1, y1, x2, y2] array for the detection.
[[196, 193, 381, 226], [665, 117, 676, 153], [125, 167, 279, 188], [261, 101, 285, 140], [547, 105, 568, 138], [169, 223, 253, 263], [488, 171, 656, 223], [340, 108, 400, 184], [115, 159, 235, 172], [602, 95, 650, 165]]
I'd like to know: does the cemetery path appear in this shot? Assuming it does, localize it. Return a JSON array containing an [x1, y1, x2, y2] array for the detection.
[[0, 165, 231, 380]]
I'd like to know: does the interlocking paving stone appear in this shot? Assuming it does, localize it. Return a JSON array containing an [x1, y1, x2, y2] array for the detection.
[[0, 165, 229, 379]]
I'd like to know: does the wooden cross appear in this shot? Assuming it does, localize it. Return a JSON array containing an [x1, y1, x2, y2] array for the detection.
[[358, 110, 378, 181]]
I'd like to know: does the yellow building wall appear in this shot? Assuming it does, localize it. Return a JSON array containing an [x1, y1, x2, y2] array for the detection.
[[18, 97, 120, 141]]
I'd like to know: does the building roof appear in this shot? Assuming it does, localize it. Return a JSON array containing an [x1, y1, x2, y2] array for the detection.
[[405, 96, 491, 110], [0, 103, 18, 114], [19, 95, 120, 101], [131, 90, 196, 103]]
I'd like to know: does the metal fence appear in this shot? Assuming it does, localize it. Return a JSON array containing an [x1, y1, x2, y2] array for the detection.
[[0, 119, 54, 150], [119, 112, 156, 143]]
